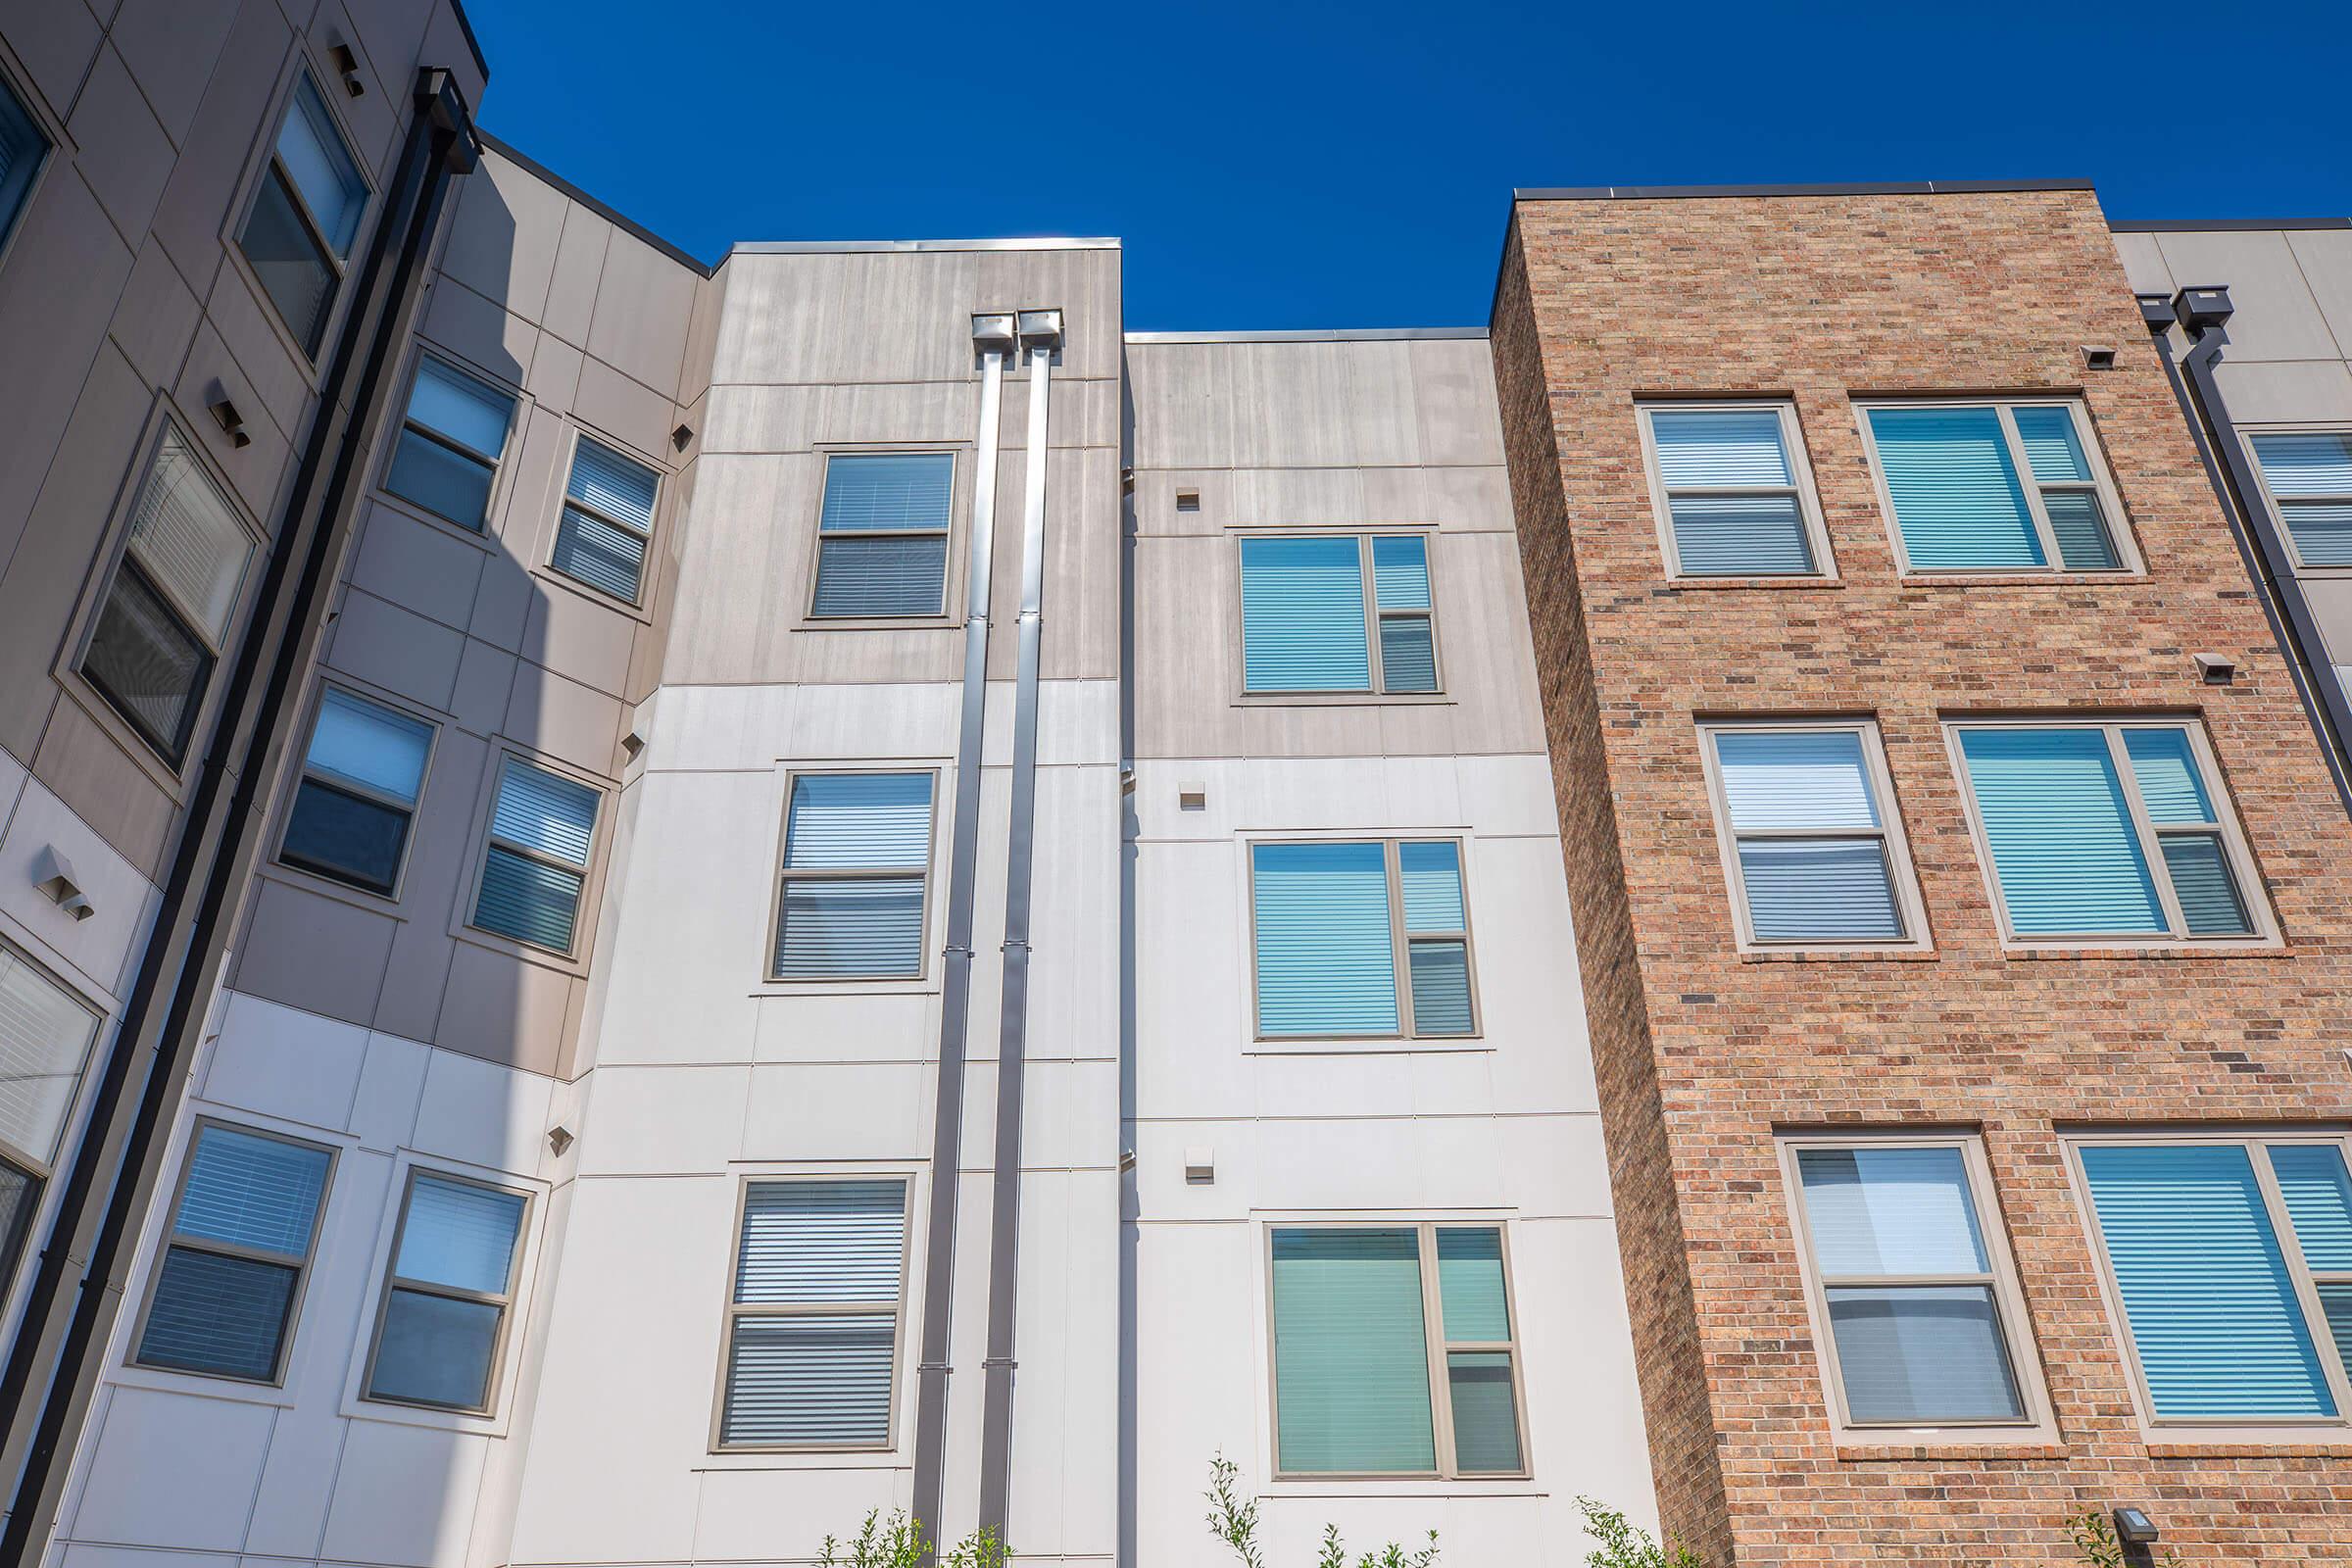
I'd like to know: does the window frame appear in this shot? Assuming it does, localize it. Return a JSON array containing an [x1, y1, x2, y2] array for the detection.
[[1635, 400, 1837, 582], [1776, 1132, 2054, 1443], [2242, 423, 2352, 576], [231, 64, 373, 364], [1695, 717, 1931, 955], [1853, 396, 2141, 578], [358, 1165, 531, 1417], [802, 447, 964, 625], [0, 55, 57, 272], [707, 1171, 914, 1454], [127, 1117, 338, 1390], [378, 345, 523, 540], [1262, 1219, 1533, 1482], [1943, 715, 2276, 950], [547, 424, 663, 611], [0, 937, 105, 1307], [1232, 529, 1446, 700], [70, 413, 266, 776], [1245, 835, 1482, 1044], [2063, 1128, 2352, 1439], [460, 748, 609, 964], [272, 681, 439, 902], [764, 766, 944, 986]]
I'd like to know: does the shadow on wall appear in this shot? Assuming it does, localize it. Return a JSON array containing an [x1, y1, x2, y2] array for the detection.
[[70, 171, 602, 1568]]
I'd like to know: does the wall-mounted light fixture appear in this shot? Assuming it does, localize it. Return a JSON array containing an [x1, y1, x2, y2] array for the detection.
[[207, 385, 251, 448], [31, 847, 93, 922], [326, 39, 366, 97], [2194, 652, 2236, 686], [2082, 344, 2117, 371]]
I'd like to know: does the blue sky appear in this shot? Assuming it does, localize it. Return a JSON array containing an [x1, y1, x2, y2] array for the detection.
[[466, 0, 2352, 331]]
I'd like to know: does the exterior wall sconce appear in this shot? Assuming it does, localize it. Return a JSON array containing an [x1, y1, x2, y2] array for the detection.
[[32, 846, 94, 921], [2194, 653, 2235, 686], [207, 386, 251, 448], [326, 40, 366, 97]]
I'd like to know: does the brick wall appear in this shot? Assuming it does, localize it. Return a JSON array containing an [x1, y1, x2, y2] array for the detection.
[[1492, 187, 2352, 1565]]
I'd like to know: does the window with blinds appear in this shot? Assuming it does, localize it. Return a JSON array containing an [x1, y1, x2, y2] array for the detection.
[[2076, 1138, 2352, 1424], [80, 424, 258, 765], [134, 1123, 333, 1383], [365, 1170, 528, 1413], [772, 773, 936, 980], [809, 453, 954, 617], [2248, 431, 2352, 567], [553, 435, 659, 603], [1701, 721, 1921, 949], [280, 687, 433, 895], [471, 758, 601, 955], [1640, 402, 1829, 577], [386, 354, 515, 532], [1952, 720, 2263, 943], [1239, 533, 1441, 695], [1270, 1224, 1527, 1477], [0, 944, 102, 1302], [238, 73, 367, 355], [1787, 1140, 2034, 1428], [0, 73, 48, 252], [1250, 839, 1477, 1040], [716, 1178, 908, 1447], [1862, 400, 2131, 574]]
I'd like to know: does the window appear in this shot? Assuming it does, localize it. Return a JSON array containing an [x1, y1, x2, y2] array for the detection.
[[1239, 534, 1438, 694], [1639, 402, 1830, 577], [1783, 1137, 2041, 1431], [470, 758, 601, 955], [553, 434, 659, 604], [364, 1171, 528, 1413], [134, 1122, 332, 1383], [1250, 839, 1474, 1040], [1698, 721, 1924, 949], [2074, 1135, 2352, 1425], [1268, 1224, 1526, 1478], [716, 1178, 907, 1448], [385, 355, 515, 532], [2247, 431, 2352, 567], [1950, 719, 2265, 944], [809, 453, 953, 617], [238, 73, 366, 355], [280, 687, 433, 895], [771, 772, 935, 980], [0, 72, 50, 253], [1860, 400, 2132, 574], [80, 425, 257, 765], [0, 945, 102, 1303]]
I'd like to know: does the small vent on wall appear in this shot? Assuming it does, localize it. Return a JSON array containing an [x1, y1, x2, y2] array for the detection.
[[1178, 782, 1206, 810], [1175, 489, 1200, 513], [2081, 344, 2117, 371]]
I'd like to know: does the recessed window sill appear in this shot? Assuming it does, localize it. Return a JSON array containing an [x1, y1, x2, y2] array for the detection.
[[371, 489, 498, 553], [1662, 576, 1844, 591], [1894, 572, 2145, 589], [1245, 1037, 1489, 1055], [1234, 693, 1455, 710], [1736, 946, 1937, 963], [1263, 1478, 1542, 1498], [1833, 1438, 2066, 1463], [791, 615, 958, 633], [2141, 1437, 2352, 1458], [1998, 941, 2285, 960]]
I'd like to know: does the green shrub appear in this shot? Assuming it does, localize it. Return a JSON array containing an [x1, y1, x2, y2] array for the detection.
[[1205, 1455, 1439, 1568], [2068, 1509, 2176, 1567], [814, 1509, 1004, 1568], [1573, 1495, 1702, 1568]]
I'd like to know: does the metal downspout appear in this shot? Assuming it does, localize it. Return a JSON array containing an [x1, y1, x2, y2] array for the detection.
[[910, 316, 1015, 1552], [0, 71, 478, 1563], [2158, 287, 2352, 818], [976, 308, 1060, 1544]]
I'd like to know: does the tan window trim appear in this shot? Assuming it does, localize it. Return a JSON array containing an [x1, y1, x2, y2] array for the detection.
[[1245, 836, 1482, 1044], [763, 767, 943, 985], [1232, 530, 1445, 700], [359, 1166, 530, 1417], [1695, 716, 1932, 956], [1777, 1132, 2054, 1445], [1943, 715, 2278, 952], [1635, 399, 1837, 582], [1264, 1220, 1532, 1482], [802, 448, 962, 625], [2064, 1128, 2352, 1443], [2241, 423, 2352, 576]]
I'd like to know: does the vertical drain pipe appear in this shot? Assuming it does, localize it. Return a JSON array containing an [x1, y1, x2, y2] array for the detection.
[[976, 307, 1061, 1544], [911, 314, 1016, 1553]]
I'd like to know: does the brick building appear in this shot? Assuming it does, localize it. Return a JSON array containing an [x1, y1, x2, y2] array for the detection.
[[1493, 183, 2352, 1564]]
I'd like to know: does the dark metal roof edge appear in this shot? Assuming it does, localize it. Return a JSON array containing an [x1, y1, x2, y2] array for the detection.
[[445, 0, 491, 82], [473, 131, 714, 276], [2110, 217, 2352, 232], [1513, 178, 2096, 201]]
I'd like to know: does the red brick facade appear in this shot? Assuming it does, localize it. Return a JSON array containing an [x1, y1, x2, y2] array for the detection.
[[1491, 188, 2352, 1564]]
